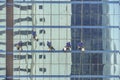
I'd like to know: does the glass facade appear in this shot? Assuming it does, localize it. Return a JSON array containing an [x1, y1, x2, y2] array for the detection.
[[0, 0, 120, 80], [71, 0, 103, 79]]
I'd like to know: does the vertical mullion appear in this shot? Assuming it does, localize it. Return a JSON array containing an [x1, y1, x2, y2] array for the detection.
[[6, 0, 13, 80]]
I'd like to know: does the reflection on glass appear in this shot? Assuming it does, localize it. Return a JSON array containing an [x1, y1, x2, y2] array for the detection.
[[0, 0, 119, 80]]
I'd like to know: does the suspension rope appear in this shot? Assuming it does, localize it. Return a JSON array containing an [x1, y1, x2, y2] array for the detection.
[[25, 1, 29, 76], [30, 0, 36, 79], [34, 3, 37, 78], [65, 3, 68, 77], [80, 0, 83, 42], [79, 0, 84, 76], [18, 3, 22, 79]]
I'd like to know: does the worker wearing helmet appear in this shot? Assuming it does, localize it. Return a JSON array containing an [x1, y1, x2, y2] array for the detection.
[[63, 42, 71, 51], [15, 41, 23, 51], [47, 41, 55, 51], [77, 42, 85, 51], [32, 30, 39, 41]]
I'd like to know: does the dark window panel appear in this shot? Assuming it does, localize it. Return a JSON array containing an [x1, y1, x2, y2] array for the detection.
[[39, 55, 46, 59], [40, 18, 45, 22], [0, 4, 5, 10], [39, 5, 43, 9], [0, 19, 5, 22], [39, 42, 45, 46], [14, 17, 32, 24], [39, 55, 42, 59], [14, 4, 32, 10], [39, 68, 46, 73], [39, 29, 46, 34], [0, 30, 5, 35], [43, 55, 46, 59]]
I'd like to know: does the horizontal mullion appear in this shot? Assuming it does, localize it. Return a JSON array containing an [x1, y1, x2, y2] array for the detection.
[[0, 50, 119, 53], [0, 75, 119, 78], [0, 1, 119, 4], [7, 1, 120, 4], [0, 26, 119, 29]]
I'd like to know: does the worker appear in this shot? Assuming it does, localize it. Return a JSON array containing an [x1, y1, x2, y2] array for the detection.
[[47, 41, 55, 51], [77, 42, 85, 51], [63, 42, 71, 51], [32, 30, 39, 41], [15, 41, 23, 51]]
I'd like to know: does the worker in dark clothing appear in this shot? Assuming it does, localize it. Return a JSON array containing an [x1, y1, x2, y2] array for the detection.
[[15, 41, 32, 51], [32, 30, 39, 41], [15, 41, 23, 51], [77, 42, 85, 51], [47, 41, 55, 51], [63, 42, 71, 51]]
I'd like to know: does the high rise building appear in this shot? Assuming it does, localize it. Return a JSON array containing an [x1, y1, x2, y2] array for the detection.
[[0, 0, 120, 80]]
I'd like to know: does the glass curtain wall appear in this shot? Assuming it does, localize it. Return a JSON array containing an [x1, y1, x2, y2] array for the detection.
[[71, 0, 120, 80], [0, 0, 120, 80], [13, 0, 71, 80], [71, 0, 103, 80]]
